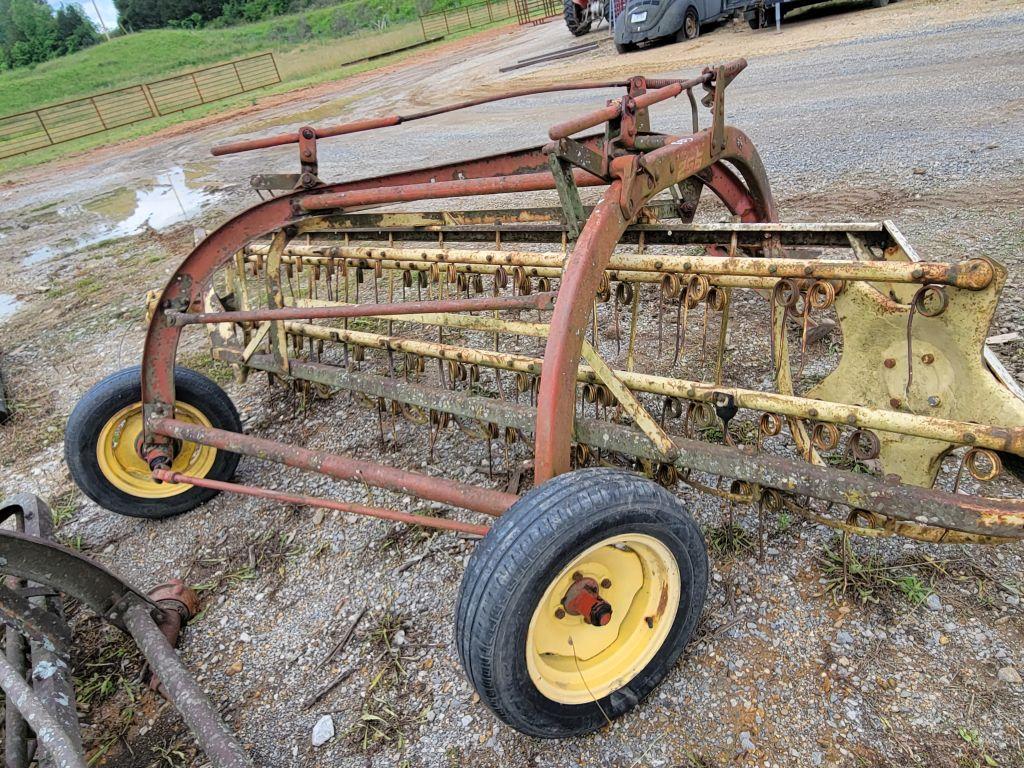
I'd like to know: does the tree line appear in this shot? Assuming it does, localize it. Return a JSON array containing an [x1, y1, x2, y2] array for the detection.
[[0, 0, 101, 69]]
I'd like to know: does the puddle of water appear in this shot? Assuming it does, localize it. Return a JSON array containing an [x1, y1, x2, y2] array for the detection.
[[0, 293, 22, 322], [23, 244, 55, 267], [239, 95, 358, 134], [22, 164, 221, 267]]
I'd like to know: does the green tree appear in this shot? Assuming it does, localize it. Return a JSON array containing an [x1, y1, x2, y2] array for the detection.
[[55, 4, 99, 54], [4, 0, 58, 67]]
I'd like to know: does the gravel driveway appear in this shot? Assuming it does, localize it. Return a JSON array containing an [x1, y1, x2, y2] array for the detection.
[[1, 2, 1023, 767]]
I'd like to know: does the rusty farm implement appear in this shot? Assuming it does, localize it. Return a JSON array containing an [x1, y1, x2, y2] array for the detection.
[[55, 58, 1024, 741]]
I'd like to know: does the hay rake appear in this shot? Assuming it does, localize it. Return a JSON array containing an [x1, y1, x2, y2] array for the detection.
[[62, 58, 1024, 739]]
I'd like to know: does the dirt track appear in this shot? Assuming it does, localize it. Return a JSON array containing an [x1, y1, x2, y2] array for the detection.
[[1, 1, 1024, 766]]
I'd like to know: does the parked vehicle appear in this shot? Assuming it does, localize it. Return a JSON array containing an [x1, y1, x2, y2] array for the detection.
[[614, 0, 711, 51], [614, 0, 896, 52], [563, 0, 609, 36]]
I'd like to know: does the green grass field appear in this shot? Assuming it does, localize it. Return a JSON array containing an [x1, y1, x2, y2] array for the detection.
[[0, 6, 434, 117], [0, 1, 513, 175]]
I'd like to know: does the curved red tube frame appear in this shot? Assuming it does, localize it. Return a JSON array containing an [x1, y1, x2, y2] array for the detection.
[[140, 128, 774, 490], [533, 126, 777, 480]]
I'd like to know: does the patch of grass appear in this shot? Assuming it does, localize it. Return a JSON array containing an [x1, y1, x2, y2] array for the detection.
[[957, 727, 1000, 768], [191, 527, 303, 593], [0, 376, 63, 470], [706, 522, 754, 557], [346, 609, 425, 754], [698, 424, 725, 443], [818, 537, 934, 607], [150, 738, 191, 767], [49, 488, 79, 528], [178, 350, 235, 386], [824, 452, 874, 474]]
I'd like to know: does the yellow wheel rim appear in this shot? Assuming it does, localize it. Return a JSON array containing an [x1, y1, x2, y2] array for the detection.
[[526, 533, 681, 705], [96, 402, 216, 499]]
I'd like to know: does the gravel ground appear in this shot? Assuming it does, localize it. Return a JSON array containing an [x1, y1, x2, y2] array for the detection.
[[1, 2, 1024, 767]]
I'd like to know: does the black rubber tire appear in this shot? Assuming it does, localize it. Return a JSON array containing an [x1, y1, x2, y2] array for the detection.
[[563, 0, 592, 36], [455, 468, 708, 738], [676, 6, 700, 41], [65, 366, 242, 519], [615, 42, 635, 54]]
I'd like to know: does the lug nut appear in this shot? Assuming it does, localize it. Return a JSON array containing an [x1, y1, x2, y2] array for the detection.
[[883, 358, 896, 369], [554, 608, 566, 620], [921, 353, 935, 364], [600, 578, 612, 589]]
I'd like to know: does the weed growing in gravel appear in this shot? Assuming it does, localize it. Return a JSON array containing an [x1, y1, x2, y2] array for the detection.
[[818, 537, 934, 606], [191, 527, 304, 594], [150, 738, 191, 767], [706, 522, 755, 557], [49, 488, 79, 527], [957, 727, 1000, 767], [345, 609, 425, 755], [823, 452, 873, 474], [178, 350, 235, 386], [71, 620, 147, 764]]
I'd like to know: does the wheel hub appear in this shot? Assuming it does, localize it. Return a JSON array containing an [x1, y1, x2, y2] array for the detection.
[[561, 575, 613, 626]]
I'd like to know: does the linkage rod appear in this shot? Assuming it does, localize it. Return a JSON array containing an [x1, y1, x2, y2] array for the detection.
[[152, 470, 489, 536], [300, 169, 604, 212], [150, 419, 518, 515], [165, 291, 555, 326], [210, 74, 718, 157]]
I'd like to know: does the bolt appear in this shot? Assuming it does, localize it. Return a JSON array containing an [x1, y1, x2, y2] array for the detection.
[[600, 578, 612, 589], [572, 571, 582, 582], [928, 395, 941, 407], [884, 358, 896, 369], [890, 397, 902, 408], [921, 353, 934, 364], [554, 608, 566, 620], [301, 128, 315, 139], [302, 150, 312, 158]]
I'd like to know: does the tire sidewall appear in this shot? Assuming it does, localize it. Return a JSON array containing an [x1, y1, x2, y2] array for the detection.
[[65, 366, 241, 519], [460, 470, 708, 737]]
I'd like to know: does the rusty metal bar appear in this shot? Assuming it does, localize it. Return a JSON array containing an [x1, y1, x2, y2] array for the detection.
[[150, 419, 517, 515], [210, 77, 702, 157], [153, 470, 489, 535], [300, 169, 604, 212], [213, 357, 1024, 539], [258, 244, 994, 290], [0, 651, 86, 768], [121, 599, 253, 768], [259, 313, 1024, 455], [4, 612, 30, 768], [165, 291, 555, 326], [548, 81, 684, 140]]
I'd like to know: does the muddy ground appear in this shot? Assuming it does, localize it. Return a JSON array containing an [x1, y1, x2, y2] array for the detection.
[[1, 1, 1024, 766]]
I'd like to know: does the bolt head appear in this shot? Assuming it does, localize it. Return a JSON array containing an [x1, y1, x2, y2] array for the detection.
[[890, 397, 902, 408], [927, 395, 940, 407], [572, 571, 582, 582], [554, 608, 566, 620], [600, 578, 612, 589], [921, 353, 935, 364], [884, 358, 896, 369]]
